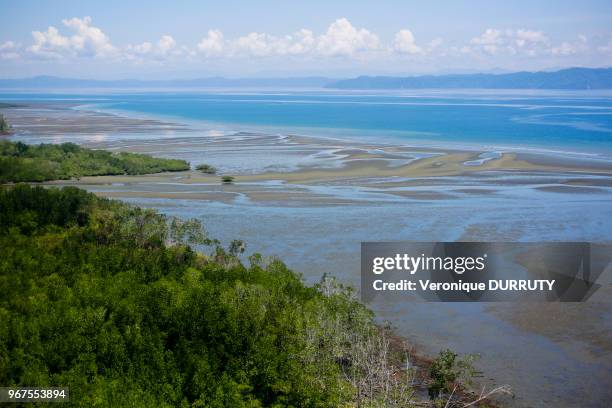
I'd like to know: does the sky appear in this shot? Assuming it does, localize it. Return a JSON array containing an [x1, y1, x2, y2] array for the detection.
[[1, 0, 612, 79]]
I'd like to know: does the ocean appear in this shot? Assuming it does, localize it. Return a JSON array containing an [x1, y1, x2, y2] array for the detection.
[[3, 89, 612, 157]]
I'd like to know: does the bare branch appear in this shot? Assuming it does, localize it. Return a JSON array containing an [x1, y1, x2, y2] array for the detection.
[[462, 385, 513, 408], [444, 385, 457, 408]]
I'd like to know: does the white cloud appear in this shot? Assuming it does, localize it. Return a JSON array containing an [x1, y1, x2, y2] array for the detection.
[[197, 28, 316, 58], [62, 16, 116, 56], [0, 41, 21, 60], [551, 41, 577, 56], [16, 16, 612, 68], [28, 16, 116, 59], [157, 35, 176, 54], [130, 41, 153, 55], [316, 18, 379, 56], [286, 29, 316, 55], [468, 28, 548, 56], [515, 29, 547, 47], [232, 32, 278, 57], [467, 28, 596, 59], [24, 16, 382, 62], [196, 20, 380, 59], [28, 27, 70, 58], [471, 29, 504, 46], [230, 29, 316, 57], [468, 28, 596, 59], [393, 29, 422, 54], [469, 29, 506, 54], [550, 35, 589, 56], [125, 35, 181, 61], [198, 29, 224, 55]]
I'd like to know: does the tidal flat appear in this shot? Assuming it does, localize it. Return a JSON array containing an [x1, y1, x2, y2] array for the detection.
[[3, 99, 612, 407]]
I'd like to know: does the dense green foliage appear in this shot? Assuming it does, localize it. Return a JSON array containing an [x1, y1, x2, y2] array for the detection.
[[0, 185, 389, 407], [0, 114, 10, 134], [196, 164, 217, 174], [0, 141, 190, 183], [428, 350, 478, 401]]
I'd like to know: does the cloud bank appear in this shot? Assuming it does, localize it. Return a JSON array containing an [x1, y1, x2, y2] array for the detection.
[[2, 16, 611, 69]]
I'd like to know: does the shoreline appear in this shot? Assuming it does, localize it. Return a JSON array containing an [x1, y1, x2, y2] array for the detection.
[[4, 102, 612, 193], [2, 97, 612, 407], [0, 99, 522, 406], [90, 102, 612, 163], [5, 98, 612, 163], [4, 100, 612, 210]]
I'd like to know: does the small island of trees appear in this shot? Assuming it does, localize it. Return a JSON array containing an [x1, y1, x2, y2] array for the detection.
[[0, 141, 191, 183]]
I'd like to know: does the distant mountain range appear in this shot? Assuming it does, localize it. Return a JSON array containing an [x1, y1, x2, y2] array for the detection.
[[0, 76, 333, 89], [1, 68, 611, 90], [327, 67, 612, 90]]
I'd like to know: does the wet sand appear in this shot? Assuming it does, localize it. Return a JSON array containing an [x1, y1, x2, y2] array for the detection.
[[237, 152, 612, 183], [5, 102, 612, 186], [1, 102, 189, 135]]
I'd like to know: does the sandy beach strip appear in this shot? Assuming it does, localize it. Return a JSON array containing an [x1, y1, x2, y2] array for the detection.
[[1, 102, 190, 135], [45, 150, 612, 188]]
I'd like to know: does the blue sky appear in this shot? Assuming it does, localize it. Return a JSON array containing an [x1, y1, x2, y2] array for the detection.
[[1, 0, 612, 78]]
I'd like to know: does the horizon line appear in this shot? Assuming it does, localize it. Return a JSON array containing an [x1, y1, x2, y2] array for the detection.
[[1, 66, 612, 82]]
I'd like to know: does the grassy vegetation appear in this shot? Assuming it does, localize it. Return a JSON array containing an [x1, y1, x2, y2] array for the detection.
[[196, 163, 217, 174], [0, 141, 190, 183]]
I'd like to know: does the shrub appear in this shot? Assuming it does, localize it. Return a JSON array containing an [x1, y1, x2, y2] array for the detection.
[[428, 349, 478, 400], [195, 163, 217, 174], [0, 114, 11, 134], [221, 175, 235, 184]]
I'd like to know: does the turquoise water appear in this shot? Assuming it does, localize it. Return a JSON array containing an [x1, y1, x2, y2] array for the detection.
[[2, 89, 612, 156]]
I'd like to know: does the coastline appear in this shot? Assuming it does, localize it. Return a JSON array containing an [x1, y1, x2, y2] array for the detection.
[[2, 98, 612, 407], [5, 101, 612, 178]]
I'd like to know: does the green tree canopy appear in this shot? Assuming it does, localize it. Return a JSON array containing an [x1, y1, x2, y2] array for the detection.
[[0, 141, 190, 183], [0, 185, 387, 407]]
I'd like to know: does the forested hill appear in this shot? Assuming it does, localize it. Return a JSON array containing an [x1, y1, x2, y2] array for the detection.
[[3, 67, 611, 90], [0, 184, 488, 406], [0, 76, 333, 89], [0, 185, 405, 406], [327, 67, 612, 90]]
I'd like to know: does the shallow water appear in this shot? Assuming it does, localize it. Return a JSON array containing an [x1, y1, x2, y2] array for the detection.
[[3, 88, 612, 157], [71, 161, 612, 407], [110, 186, 612, 407]]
